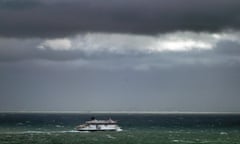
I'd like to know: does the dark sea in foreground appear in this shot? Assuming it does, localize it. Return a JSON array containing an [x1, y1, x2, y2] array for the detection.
[[0, 113, 240, 144]]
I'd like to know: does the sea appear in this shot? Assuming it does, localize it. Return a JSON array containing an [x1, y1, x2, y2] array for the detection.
[[0, 113, 240, 144]]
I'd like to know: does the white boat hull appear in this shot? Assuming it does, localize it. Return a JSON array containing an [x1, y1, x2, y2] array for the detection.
[[76, 118, 122, 132], [76, 124, 122, 131]]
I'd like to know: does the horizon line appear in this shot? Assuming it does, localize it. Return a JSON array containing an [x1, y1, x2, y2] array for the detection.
[[1, 110, 240, 114]]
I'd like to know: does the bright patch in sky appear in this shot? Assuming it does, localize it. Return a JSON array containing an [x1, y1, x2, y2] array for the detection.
[[35, 31, 240, 55], [151, 39, 213, 52], [38, 38, 72, 51], [36, 31, 224, 53], [0, 30, 240, 69]]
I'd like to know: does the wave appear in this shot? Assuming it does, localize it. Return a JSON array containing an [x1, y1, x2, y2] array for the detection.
[[0, 130, 88, 134]]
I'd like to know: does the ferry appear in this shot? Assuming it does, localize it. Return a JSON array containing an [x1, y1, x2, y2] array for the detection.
[[76, 117, 122, 131]]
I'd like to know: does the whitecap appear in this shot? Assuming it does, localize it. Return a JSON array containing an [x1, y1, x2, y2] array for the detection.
[[0, 130, 86, 134], [106, 134, 116, 139], [16, 122, 24, 126], [220, 132, 228, 135], [172, 140, 195, 143], [55, 125, 64, 128], [59, 130, 84, 133]]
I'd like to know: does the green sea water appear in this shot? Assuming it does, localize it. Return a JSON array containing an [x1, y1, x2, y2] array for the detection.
[[0, 113, 240, 144]]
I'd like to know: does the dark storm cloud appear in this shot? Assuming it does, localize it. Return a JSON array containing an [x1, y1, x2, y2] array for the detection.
[[0, 0, 240, 37], [0, 31, 240, 67]]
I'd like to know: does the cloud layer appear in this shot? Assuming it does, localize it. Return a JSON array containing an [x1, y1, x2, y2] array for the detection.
[[0, 31, 240, 70], [0, 0, 240, 37], [1, 1, 240, 112]]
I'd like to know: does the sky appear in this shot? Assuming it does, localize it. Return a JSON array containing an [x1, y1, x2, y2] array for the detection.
[[0, 0, 240, 112]]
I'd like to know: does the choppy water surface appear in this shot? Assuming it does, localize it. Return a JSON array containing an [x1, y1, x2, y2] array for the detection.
[[0, 113, 240, 144]]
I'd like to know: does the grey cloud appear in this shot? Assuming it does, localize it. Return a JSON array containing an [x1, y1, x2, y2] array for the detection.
[[1, 31, 240, 70], [0, 0, 41, 10], [215, 41, 240, 56], [1, 61, 240, 112], [0, 0, 240, 37]]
